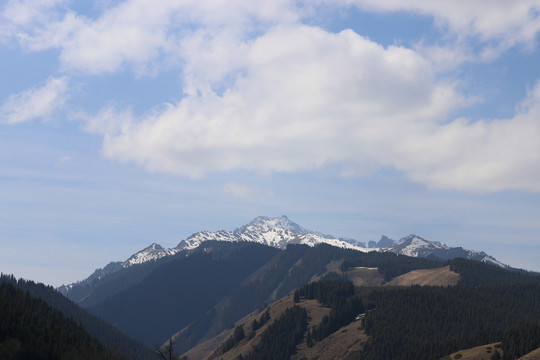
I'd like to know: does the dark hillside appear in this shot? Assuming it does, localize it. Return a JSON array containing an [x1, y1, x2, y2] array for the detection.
[[0, 281, 123, 360], [449, 257, 540, 286], [172, 244, 372, 354], [0, 274, 153, 360], [357, 283, 540, 359], [90, 241, 280, 346], [184, 257, 540, 360]]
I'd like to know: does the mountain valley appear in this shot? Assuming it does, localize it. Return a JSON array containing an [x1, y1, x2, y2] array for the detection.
[[3, 215, 540, 360]]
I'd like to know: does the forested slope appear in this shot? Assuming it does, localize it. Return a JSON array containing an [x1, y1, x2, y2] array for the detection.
[[207, 258, 540, 360], [0, 274, 153, 360], [0, 281, 124, 360]]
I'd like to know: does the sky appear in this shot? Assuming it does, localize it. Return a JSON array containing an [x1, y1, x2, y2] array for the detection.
[[1, 0, 540, 287]]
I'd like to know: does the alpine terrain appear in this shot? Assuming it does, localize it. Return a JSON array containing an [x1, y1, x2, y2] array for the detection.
[[58, 215, 505, 296], [51, 215, 540, 360]]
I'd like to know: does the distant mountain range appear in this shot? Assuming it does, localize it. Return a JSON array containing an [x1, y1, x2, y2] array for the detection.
[[5, 215, 539, 360], [58, 215, 505, 294], [51, 216, 540, 358]]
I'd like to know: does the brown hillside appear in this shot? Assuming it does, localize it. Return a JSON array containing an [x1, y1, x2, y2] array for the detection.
[[387, 265, 459, 286], [441, 343, 502, 360], [292, 313, 368, 360], [198, 293, 367, 360], [520, 347, 540, 359], [346, 266, 385, 286], [323, 261, 457, 287], [318, 260, 384, 286], [211, 296, 331, 360], [181, 263, 459, 359]]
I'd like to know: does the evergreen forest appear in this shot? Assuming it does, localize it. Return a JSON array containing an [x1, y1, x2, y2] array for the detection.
[[0, 281, 123, 360]]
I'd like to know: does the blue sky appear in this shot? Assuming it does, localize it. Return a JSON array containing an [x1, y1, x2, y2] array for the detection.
[[1, 0, 540, 286]]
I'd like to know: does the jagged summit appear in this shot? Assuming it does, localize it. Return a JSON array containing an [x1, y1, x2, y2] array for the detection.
[[236, 215, 307, 234], [368, 235, 396, 248], [123, 242, 180, 267], [177, 215, 364, 251]]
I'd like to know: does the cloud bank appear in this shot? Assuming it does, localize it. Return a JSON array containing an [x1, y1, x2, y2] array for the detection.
[[2, 0, 540, 192]]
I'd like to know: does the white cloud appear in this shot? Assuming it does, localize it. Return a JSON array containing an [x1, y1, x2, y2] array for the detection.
[[0, 77, 69, 124], [3, 0, 540, 192], [338, 0, 540, 66], [0, 0, 66, 44], [0, 0, 64, 27], [86, 21, 540, 192], [12, 0, 296, 75], [344, 0, 540, 45], [93, 25, 462, 176], [397, 83, 540, 192], [5, 1, 540, 72]]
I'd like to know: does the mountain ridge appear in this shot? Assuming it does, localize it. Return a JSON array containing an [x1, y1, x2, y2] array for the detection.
[[58, 215, 506, 294]]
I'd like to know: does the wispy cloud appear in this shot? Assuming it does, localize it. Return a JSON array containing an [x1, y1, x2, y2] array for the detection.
[[344, 0, 540, 47], [8, 0, 296, 75], [0, 76, 69, 124], [338, 0, 540, 70]]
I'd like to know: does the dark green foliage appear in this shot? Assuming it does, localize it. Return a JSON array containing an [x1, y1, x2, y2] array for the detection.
[[320, 271, 349, 281], [0, 281, 123, 360], [296, 280, 364, 343], [310, 296, 364, 342], [217, 325, 245, 355], [449, 257, 540, 286], [295, 279, 355, 306], [490, 349, 502, 359], [234, 325, 245, 343], [356, 283, 540, 360], [245, 306, 307, 360], [341, 252, 443, 281], [306, 331, 314, 347], [0, 274, 152, 360], [251, 308, 271, 331], [500, 323, 540, 359]]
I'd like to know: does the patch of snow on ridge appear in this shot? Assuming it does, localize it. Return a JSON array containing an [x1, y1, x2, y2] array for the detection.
[[399, 236, 429, 257], [298, 233, 371, 252], [178, 230, 238, 250], [482, 256, 507, 268], [122, 243, 180, 267]]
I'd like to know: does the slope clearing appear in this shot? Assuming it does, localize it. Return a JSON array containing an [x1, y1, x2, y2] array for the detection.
[[387, 265, 459, 286]]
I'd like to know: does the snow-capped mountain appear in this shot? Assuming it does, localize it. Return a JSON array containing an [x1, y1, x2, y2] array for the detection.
[[376, 234, 506, 267], [236, 215, 308, 234], [58, 215, 507, 293], [57, 243, 182, 295], [177, 215, 369, 251]]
